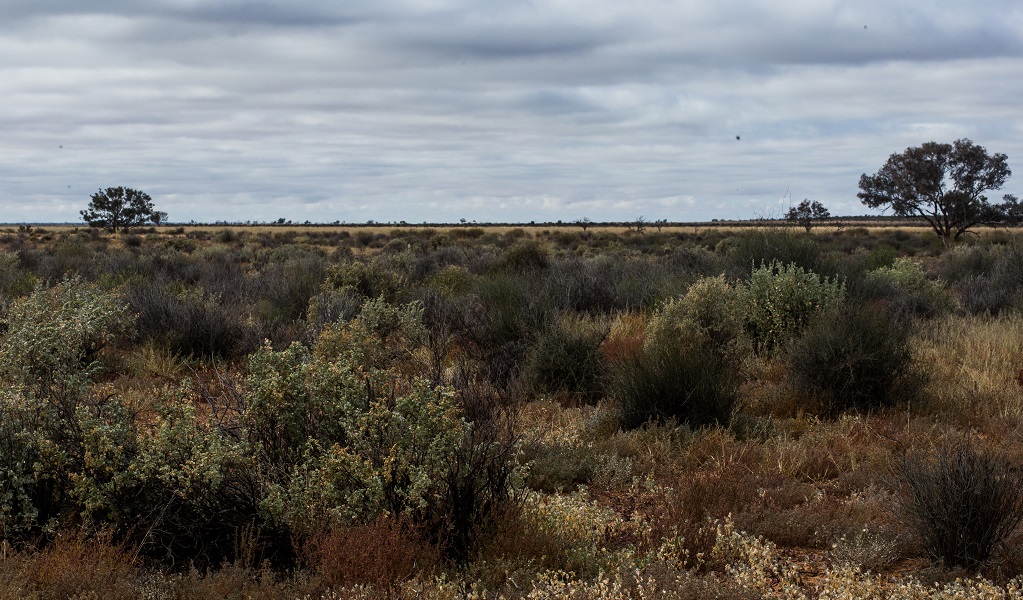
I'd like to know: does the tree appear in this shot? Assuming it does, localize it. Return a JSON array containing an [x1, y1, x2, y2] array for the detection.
[[785, 199, 831, 232], [986, 194, 1023, 227], [81, 187, 167, 232], [857, 139, 1011, 243]]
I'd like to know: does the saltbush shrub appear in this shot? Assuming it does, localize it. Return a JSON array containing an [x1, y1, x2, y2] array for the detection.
[[246, 297, 515, 559], [321, 259, 404, 303], [0, 279, 130, 539], [74, 397, 258, 566], [898, 439, 1023, 568], [862, 257, 954, 317], [744, 260, 844, 352], [787, 302, 920, 415], [653, 275, 747, 352]]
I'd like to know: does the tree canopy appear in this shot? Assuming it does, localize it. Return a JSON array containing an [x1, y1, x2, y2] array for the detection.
[[81, 187, 167, 232], [857, 139, 1012, 242], [785, 199, 830, 232]]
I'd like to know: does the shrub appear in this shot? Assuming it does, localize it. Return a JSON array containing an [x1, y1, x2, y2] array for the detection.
[[0, 252, 35, 303], [180, 245, 248, 301], [862, 257, 954, 317], [299, 516, 439, 589], [668, 243, 722, 277], [322, 259, 404, 302], [945, 245, 1023, 315], [247, 299, 516, 559], [75, 396, 259, 567], [787, 302, 921, 415], [934, 243, 1000, 284], [248, 254, 327, 326], [611, 318, 737, 430], [428, 264, 475, 299], [744, 260, 844, 352], [723, 229, 831, 278], [127, 281, 254, 358], [0, 278, 128, 401], [0, 279, 130, 539], [653, 275, 747, 352], [305, 285, 365, 331], [463, 272, 555, 385], [9, 532, 140, 600], [526, 314, 608, 404], [503, 240, 550, 273], [314, 296, 426, 373], [897, 439, 1023, 568]]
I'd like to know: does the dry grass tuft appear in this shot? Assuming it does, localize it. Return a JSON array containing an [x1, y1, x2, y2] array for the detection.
[[914, 314, 1023, 428], [0, 532, 140, 600], [299, 516, 441, 591]]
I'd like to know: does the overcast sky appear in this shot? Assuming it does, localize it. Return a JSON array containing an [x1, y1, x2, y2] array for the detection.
[[2, 1, 1021, 224]]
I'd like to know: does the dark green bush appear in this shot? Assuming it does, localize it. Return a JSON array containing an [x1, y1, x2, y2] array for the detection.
[[611, 322, 737, 430], [180, 246, 249, 301], [248, 254, 327, 325], [526, 314, 608, 404], [503, 240, 550, 273], [464, 272, 555, 385], [723, 229, 833, 279], [127, 282, 255, 359], [787, 302, 920, 415], [0, 252, 36, 303], [898, 440, 1023, 568]]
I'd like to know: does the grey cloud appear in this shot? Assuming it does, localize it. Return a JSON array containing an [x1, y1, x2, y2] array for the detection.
[[1, 1, 1022, 223]]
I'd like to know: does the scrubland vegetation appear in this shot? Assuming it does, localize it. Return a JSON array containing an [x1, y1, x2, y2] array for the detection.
[[2, 223, 1023, 598]]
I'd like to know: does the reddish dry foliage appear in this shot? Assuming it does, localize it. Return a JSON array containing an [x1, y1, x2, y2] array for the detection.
[[299, 516, 440, 590]]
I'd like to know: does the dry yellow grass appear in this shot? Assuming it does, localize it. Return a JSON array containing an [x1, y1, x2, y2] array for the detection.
[[913, 313, 1023, 428]]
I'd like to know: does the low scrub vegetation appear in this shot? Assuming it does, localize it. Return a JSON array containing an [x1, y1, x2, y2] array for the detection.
[[1, 223, 1022, 597]]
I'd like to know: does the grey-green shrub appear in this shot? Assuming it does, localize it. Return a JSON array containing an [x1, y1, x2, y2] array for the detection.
[[0, 279, 130, 539], [863, 257, 954, 317], [245, 297, 515, 559], [653, 275, 747, 352], [744, 260, 844, 352], [0, 278, 129, 401]]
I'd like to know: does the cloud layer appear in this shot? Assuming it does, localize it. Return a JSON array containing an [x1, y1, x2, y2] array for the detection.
[[2, 0, 1021, 223]]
